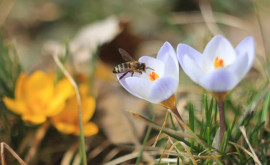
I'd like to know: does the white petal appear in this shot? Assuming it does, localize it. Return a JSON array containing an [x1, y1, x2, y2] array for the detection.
[[139, 56, 164, 77], [161, 53, 179, 80], [157, 42, 178, 67], [227, 53, 249, 81], [180, 53, 206, 84], [156, 42, 179, 78], [177, 44, 204, 69], [124, 77, 153, 100], [148, 77, 178, 103], [200, 69, 238, 92], [203, 35, 236, 67], [235, 36, 255, 71], [118, 74, 145, 99]]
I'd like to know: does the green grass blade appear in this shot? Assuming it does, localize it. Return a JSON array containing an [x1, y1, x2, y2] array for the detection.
[[177, 156, 180, 165], [169, 112, 177, 131], [233, 110, 254, 141], [250, 121, 265, 145], [220, 131, 228, 153], [261, 90, 270, 123], [206, 126, 210, 146], [188, 103, 195, 150], [204, 94, 210, 127], [209, 97, 214, 126], [135, 114, 155, 165]]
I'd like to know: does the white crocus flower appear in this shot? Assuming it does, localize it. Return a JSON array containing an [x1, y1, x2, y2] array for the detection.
[[177, 35, 255, 147], [117, 42, 179, 104], [177, 35, 255, 92]]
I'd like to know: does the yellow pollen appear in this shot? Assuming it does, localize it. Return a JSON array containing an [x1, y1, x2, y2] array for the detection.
[[149, 72, 159, 81], [214, 56, 224, 69]]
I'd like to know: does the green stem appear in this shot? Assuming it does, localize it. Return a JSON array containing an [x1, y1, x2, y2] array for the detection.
[[78, 106, 87, 165]]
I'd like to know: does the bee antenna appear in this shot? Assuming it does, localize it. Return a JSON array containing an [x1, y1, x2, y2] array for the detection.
[[146, 67, 154, 71]]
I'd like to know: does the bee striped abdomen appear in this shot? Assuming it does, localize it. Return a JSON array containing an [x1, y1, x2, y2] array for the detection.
[[113, 62, 130, 73]]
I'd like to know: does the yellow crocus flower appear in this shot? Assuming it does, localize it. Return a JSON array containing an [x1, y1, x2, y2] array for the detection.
[[51, 84, 98, 136], [3, 71, 74, 124]]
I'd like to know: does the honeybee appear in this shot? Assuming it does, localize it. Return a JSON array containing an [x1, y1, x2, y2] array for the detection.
[[113, 48, 153, 80]]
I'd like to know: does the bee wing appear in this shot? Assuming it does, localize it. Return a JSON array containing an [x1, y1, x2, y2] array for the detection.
[[119, 48, 136, 62]]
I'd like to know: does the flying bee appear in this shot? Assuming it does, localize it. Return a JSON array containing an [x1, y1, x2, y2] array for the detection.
[[113, 48, 153, 80]]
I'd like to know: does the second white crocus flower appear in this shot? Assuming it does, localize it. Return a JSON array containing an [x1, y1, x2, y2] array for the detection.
[[177, 35, 255, 92], [117, 42, 179, 104]]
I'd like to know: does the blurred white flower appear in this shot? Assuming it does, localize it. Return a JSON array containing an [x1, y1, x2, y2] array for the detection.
[[43, 16, 122, 63], [177, 35, 255, 92], [70, 16, 122, 62], [117, 42, 179, 103]]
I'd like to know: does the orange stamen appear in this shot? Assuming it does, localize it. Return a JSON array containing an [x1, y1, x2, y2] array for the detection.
[[149, 72, 159, 81], [214, 56, 224, 69]]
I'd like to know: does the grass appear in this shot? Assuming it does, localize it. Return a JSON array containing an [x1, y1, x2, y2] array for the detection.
[[130, 88, 269, 164]]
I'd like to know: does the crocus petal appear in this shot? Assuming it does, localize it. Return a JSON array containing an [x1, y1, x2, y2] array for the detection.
[[25, 71, 54, 102], [124, 77, 153, 100], [82, 97, 96, 122], [76, 122, 99, 136], [148, 77, 178, 103], [139, 56, 164, 76], [118, 76, 142, 99], [47, 79, 74, 116], [203, 35, 236, 67], [160, 53, 179, 80], [157, 42, 178, 67], [200, 69, 238, 92], [54, 122, 76, 134], [235, 36, 255, 70], [79, 84, 90, 97], [177, 44, 203, 68], [3, 97, 28, 114], [156, 42, 179, 78], [180, 53, 206, 83], [15, 73, 27, 100], [22, 115, 47, 124], [227, 53, 249, 81]]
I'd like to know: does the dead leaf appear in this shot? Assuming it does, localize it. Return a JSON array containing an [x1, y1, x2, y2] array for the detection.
[[99, 18, 143, 65], [96, 80, 147, 145]]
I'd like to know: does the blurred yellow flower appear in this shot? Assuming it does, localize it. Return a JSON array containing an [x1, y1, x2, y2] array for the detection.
[[51, 84, 98, 136], [3, 71, 74, 124]]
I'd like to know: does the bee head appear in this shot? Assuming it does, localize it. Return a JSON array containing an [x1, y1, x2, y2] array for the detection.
[[141, 63, 146, 71]]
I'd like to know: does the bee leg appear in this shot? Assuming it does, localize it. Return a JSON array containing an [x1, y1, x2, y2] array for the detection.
[[131, 71, 135, 77], [146, 67, 154, 71], [119, 71, 131, 80]]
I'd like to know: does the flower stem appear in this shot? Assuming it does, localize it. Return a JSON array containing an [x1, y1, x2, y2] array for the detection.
[[217, 99, 226, 148], [25, 121, 50, 163], [170, 107, 185, 131], [160, 95, 185, 131], [211, 91, 228, 148]]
